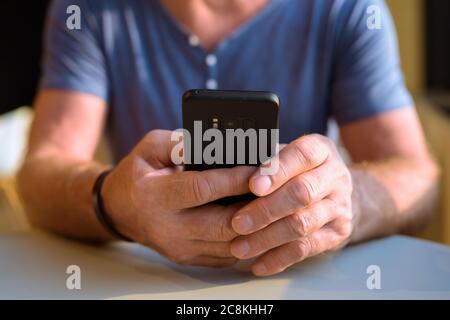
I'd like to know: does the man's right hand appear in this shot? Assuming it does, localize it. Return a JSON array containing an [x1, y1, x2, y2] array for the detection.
[[102, 130, 255, 267]]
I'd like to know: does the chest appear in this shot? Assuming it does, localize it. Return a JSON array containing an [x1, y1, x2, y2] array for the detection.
[[105, 0, 335, 149], [159, 0, 270, 52]]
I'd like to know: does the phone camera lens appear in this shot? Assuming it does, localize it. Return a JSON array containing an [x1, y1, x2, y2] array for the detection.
[[225, 120, 237, 128], [243, 118, 256, 129]]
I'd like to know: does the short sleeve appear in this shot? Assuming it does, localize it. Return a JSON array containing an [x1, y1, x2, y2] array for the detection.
[[331, 0, 413, 124], [39, 0, 109, 101]]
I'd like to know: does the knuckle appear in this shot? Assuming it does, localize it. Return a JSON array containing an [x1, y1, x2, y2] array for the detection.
[[293, 237, 313, 258], [250, 237, 265, 255], [287, 177, 307, 205], [135, 130, 164, 161], [316, 134, 333, 146], [145, 129, 166, 141], [293, 140, 313, 168], [265, 256, 287, 274], [228, 168, 248, 192], [340, 167, 353, 188], [191, 174, 214, 203], [255, 199, 276, 225], [335, 203, 347, 218], [331, 195, 353, 220], [144, 130, 157, 140], [292, 240, 307, 258], [308, 235, 320, 253], [294, 136, 329, 168], [335, 218, 353, 237], [314, 134, 335, 151], [303, 212, 317, 234], [287, 213, 308, 237], [143, 130, 160, 147], [289, 175, 317, 206], [343, 167, 352, 180], [302, 175, 319, 203], [216, 217, 235, 241], [277, 161, 290, 181], [340, 203, 353, 220]]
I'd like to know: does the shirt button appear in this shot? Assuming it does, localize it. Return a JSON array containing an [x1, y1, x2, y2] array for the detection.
[[188, 34, 200, 47], [206, 79, 218, 90], [205, 54, 217, 67]]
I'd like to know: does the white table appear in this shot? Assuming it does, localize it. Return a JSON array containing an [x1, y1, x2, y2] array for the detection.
[[1, 230, 450, 299]]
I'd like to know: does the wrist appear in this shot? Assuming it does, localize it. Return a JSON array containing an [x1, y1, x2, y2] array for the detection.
[[94, 169, 132, 241], [349, 168, 365, 243], [350, 179, 362, 244], [349, 165, 400, 243]]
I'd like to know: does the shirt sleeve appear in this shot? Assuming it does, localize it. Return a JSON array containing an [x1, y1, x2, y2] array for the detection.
[[331, 0, 413, 124], [39, 0, 109, 101]]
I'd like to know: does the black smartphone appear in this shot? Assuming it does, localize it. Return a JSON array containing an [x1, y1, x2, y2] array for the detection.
[[182, 89, 280, 204]]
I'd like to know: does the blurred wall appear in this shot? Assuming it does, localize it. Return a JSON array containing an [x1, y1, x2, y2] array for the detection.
[[388, 0, 450, 245], [387, 0, 425, 96]]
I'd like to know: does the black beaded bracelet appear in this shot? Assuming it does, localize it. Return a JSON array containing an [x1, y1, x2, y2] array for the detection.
[[92, 169, 131, 242]]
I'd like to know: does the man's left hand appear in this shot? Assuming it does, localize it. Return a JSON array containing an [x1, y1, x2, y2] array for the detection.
[[230, 134, 356, 276]]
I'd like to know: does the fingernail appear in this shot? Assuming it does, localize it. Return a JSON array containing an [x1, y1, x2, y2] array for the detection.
[[253, 263, 267, 276], [251, 175, 272, 195], [231, 240, 250, 258], [232, 214, 254, 234]]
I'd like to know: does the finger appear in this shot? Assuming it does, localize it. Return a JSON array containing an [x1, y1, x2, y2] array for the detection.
[[188, 240, 233, 258], [249, 134, 330, 196], [230, 198, 340, 259], [171, 255, 237, 268], [134, 130, 181, 169], [159, 166, 256, 209], [232, 161, 341, 235], [250, 228, 343, 276], [179, 203, 241, 241]]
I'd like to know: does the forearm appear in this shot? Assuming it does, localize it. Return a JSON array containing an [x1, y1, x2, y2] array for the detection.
[[349, 156, 440, 243], [17, 156, 114, 242]]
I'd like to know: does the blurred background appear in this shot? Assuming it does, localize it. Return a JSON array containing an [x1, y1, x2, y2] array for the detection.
[[0, 0, 449, 244]]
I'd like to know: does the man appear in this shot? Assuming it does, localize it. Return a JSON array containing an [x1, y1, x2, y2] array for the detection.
[[18, 0, 439, 276]]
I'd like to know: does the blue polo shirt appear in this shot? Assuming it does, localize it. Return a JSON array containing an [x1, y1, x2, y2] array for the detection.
[[40, 0, 412, 162]]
